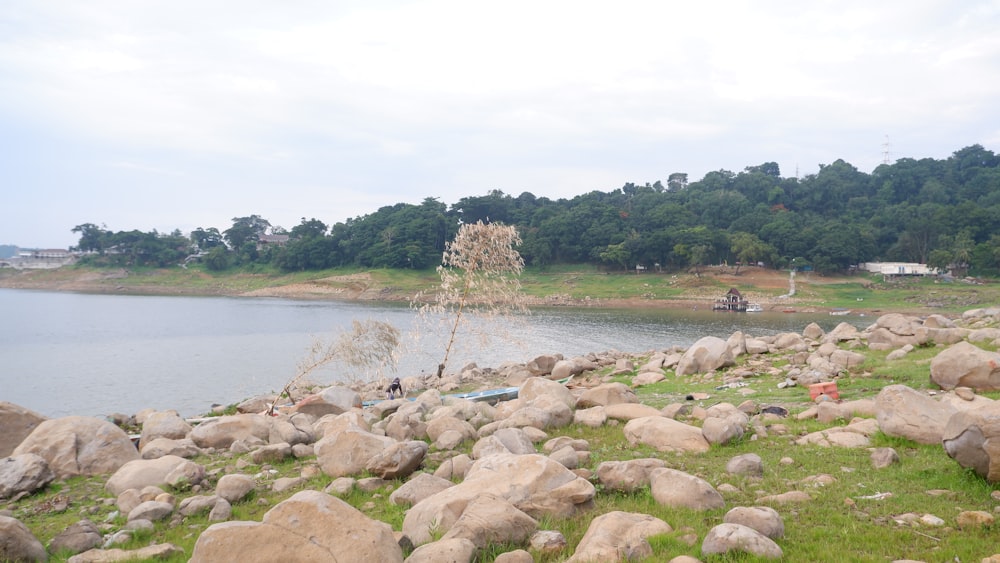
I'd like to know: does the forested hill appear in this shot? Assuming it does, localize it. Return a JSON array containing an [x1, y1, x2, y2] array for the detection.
[[72, 144, 1000, 276]]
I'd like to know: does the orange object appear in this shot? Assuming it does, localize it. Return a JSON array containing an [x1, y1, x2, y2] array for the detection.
[[809, 382, 840, 400]]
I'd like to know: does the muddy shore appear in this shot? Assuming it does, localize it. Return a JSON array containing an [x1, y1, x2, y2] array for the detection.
[[0, 266, 932, 316]]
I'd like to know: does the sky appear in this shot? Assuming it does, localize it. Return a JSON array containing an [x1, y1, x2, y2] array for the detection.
[[2, 1, 999, 249]]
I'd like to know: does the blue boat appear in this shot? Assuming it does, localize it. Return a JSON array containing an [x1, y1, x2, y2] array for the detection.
[[361, 375, 573, 408]]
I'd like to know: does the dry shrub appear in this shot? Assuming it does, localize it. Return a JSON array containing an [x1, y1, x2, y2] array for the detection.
[[416, 220, 528, 377], [268, 318, 400, 414]]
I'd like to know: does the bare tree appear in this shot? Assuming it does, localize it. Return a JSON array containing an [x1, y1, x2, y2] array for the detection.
[[419, 221, 527, 378], [267, 319, 400, 415]]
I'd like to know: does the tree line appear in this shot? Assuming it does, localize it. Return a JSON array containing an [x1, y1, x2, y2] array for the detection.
[[70, 144, 1000, 276]]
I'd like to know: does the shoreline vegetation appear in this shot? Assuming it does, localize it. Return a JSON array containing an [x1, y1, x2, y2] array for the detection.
[[1, 263, 996, 316]]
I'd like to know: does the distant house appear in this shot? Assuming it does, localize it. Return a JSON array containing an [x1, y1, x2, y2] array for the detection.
[[257, 234, 290, 247], [859, 262, 937, 277], [713, 287, 750, 312]]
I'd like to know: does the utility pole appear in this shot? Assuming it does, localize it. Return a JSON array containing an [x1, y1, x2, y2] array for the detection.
[[882, 135, 892, 165]]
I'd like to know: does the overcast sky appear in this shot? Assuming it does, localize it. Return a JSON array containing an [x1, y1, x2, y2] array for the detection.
[[2, 1, 999, 249]]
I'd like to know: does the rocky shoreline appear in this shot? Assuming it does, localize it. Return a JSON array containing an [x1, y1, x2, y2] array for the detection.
[[3, 307, 1000, 561]]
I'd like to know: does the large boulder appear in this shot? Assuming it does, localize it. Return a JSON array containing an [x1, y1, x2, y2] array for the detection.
[[566, 511, 672, 563], [649, 467, 724, 510], [12, 416, 139, 479], [471, 427, 536, 459], [702, 523, 783, 559], [723, 506, 784, 539], [623, 416, 710, 453], [519, 377, 576, 410], [596, 458, 665, 493], [0, 515, 47, 562], [189, 490, 402, 562], [402, 453, 595, 546], [138, 411, 192, 451], [286, 385, 362, 417], [441, 492, 538, 549], [576, 383, 638, 408], [942, 401, 1000, 482], [930, 341, 1000, 391], [48, 519, 103, 556], [389, 472, 454, 507], [188, 414, 272, 450], [0, 402, 47, 457], [105, 455, 205, 496], [364, 440, 427, 479], [676, 337, 735, 376], [876, 385, 957, 444], [315, 426, 395, 478], [216, 474, 256, 504], [867, 313, 930, 350], [0, 453, 54, 500]]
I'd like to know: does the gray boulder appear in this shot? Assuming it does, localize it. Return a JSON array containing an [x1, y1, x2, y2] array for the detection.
[[405, 538, 477, 563], [942, 401, 1000, 482], [188, 414, 272, 450], [676, 336, 735, 376], [702, 522, 782, 559], [138, 411, 192, 451], [287, 385, 361, 417], [365, 440, 427, 479], [140, 437, 201, 460], [723, 506, 784, 539], [596, 458, 665, 492], [402, 453, 595, 546], [216, 473, 256, 503], [566, 511, 672, 563], [0, 515, 47, 562], [576, 383, 638, 408], [189, 490, 402, 563], [49, 519, 102, 556], [105, 455, 205, 496], [623, 416, 710, 453], [13, 416, 139, 479], [876, 384, 957, 444], [389, 472, 454, 507], [315, 426, 394, 478], [930, 341, 1000, 391], [649, 467, 724, 510], [441, 492, 538, 549], [0, 453, 54, 499], [0, 402, 47, 458]]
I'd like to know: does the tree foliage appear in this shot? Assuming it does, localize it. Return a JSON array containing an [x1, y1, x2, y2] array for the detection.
[[69, 144, 1000, 276]]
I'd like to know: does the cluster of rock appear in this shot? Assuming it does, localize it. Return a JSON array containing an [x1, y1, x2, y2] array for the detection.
[[2, 307, 1000, 561]]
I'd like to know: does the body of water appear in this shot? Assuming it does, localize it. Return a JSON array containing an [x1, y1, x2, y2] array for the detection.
[[0, 288, 872, 418]]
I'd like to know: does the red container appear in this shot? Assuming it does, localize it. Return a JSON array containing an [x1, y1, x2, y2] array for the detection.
[[809, 381, 840, 400]]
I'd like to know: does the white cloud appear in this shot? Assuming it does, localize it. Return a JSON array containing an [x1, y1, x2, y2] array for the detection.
[[1, 0, 999, 248]]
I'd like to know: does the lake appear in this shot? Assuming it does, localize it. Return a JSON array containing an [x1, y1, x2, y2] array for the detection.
[[0, 289, 872, 418]]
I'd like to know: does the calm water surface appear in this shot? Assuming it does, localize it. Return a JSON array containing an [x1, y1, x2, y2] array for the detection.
[[0, 289, 871, 418]]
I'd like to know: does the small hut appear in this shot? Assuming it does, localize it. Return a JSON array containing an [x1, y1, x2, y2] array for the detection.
[[713, 288, 749, 312]]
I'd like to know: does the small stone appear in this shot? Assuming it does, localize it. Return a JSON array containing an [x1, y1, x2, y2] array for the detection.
[[919, 514, 944, 527], [871, 447, 900, 469], [956, 510, 994, 528]]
